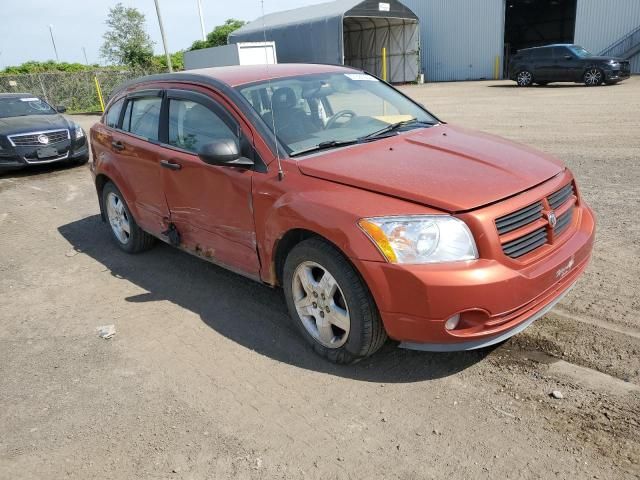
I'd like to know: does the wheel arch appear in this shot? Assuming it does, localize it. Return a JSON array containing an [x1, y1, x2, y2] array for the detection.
[[95, 173, 112, 222]]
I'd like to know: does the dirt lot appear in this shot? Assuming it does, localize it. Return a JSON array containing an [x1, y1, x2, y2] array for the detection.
[[1, 78, 639, 479]]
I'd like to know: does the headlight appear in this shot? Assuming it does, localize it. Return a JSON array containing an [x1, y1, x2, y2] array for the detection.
[[358, 215, 478, 264], [74, 126, 85, 140]]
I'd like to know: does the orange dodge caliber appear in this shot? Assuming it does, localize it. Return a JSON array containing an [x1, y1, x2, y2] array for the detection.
[[90, 64, 595, 364]]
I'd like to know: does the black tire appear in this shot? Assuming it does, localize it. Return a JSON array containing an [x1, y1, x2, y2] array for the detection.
[[283, 238, 387, 364], [583, 68, 603, 86], [102, 182, 155, 253], [516, 70, 533, 87]]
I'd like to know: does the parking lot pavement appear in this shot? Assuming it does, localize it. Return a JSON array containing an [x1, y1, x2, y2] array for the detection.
[[1, 78, 639, 479]]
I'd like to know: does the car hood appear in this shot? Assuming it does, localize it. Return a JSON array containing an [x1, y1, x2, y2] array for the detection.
[[588, 55, 625, 62], [0, 114, 72, 136], [296, 124, 564, 212]]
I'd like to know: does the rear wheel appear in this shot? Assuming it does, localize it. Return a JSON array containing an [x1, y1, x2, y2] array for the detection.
[[283, 238, 387, 364], [102, 182, 155, 253], [583, 68, 603, 86], [516, 70, 533, 87]]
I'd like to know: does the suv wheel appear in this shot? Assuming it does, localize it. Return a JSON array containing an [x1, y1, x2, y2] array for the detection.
[[283, 238, 387, 364], [584, 68, 603, 86], [103, 182, 156, 253], [516, 70, 533, 87]]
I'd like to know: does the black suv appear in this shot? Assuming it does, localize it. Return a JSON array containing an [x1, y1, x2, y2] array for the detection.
[[509, 44, 631, 87]]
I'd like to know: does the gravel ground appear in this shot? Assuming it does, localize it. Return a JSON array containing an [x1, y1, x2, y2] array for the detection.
[[1, 77, 639, 479]]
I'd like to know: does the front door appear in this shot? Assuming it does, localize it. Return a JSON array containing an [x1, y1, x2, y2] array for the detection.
[[158, 88, 260, 277], [551, 46, 580, 82]]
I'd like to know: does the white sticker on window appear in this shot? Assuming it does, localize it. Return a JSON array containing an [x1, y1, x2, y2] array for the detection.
[[344, 73, 377, 81], [20, 97, 40, 102], [379, 2, 390, 12]]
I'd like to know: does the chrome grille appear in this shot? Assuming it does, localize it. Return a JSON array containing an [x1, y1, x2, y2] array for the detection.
[[495, 201, 543, 235], [9, 129, 69, 147], [547, 183, 574, 210], [502, 226, 547, 258]]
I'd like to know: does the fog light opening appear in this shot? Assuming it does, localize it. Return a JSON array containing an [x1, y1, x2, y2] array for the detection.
[[445, 314, 461, 331]]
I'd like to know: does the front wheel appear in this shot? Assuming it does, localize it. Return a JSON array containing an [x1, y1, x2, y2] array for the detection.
[[516, 70, 533, 87], [283, 238, 387, 364], [583, 68, 603, 86]]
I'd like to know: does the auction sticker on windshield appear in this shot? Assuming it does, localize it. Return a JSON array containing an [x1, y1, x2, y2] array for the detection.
[[344, 73, 377, 81]]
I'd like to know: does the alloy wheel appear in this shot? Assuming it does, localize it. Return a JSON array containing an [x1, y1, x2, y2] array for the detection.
[[584, 68, 602, 86], [106, 192, 131, 245], [291, 261, 351, 348], [517, 71, 532, 86]]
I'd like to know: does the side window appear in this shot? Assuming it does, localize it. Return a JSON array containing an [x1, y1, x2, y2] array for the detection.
[[168, 99, 236, 153], [105, 98, 124, 128], [123, 97, 162, 141], [552, 47, 569, 59]]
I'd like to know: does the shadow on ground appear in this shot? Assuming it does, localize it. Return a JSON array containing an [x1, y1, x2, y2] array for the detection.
[[487, 83, 588, 88], [58, 215, 491, 383], [0, 161, 85, 179]]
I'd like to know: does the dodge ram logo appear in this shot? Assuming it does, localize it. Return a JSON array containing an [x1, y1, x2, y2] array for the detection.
[[37, 134, 49, 145], [548, 211, 557, 228]]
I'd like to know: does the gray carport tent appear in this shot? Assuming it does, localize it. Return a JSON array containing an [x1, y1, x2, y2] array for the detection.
[[228, 0, 420, 83]]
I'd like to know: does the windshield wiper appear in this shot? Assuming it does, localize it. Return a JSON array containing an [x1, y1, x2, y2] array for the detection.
[[359, 118, 434, 141], [290, 139, 359, 157]]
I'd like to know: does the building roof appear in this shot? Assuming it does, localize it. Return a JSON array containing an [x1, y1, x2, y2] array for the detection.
[[232, 0, 418, 36]]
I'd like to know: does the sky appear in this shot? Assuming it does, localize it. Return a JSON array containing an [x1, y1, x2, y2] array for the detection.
[[0, 0, 322, 69]]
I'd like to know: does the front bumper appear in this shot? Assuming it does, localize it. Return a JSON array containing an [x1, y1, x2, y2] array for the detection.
[[604, 66, 631, 82], [354, 203, 595, 349], [0, 138, 87, 170]]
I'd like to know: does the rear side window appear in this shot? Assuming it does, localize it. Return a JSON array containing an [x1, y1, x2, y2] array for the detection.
[[168, 99, 236, 153], [123, 97, 162, 141], [105, 98, 124, 128]]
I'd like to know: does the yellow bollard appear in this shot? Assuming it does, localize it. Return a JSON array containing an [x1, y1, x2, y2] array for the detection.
[[382, 47, 387, 82], [94, 76, 105, 112], [494, 55, 500, 80]]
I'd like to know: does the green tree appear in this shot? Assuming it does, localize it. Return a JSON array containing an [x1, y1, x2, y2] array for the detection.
[[100, 3, 154, 69], [189, 19, 246, 51]]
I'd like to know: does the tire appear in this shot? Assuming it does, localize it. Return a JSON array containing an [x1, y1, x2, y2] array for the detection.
[[583, 68, 603, 86], [516, 70, 533, 87], [102, 182, 155, 253], [283, 238, 387, 364]]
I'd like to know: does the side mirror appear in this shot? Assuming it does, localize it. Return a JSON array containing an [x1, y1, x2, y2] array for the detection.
[[564, 55, 572, 60], [198, 139, 254, 168], [56, 105, 67, 113]]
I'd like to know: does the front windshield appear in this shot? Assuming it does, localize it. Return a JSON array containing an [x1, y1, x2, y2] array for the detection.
[[568, 45, 592, 58], [237, 72, 437, 155], [0, 96, 56, 118]]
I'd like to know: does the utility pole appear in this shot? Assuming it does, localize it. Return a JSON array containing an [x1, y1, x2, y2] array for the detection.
[[48, 24, 60, 62], [197, 0, 206, 41], [153, 0, 173, 72], [82, 47, 89, 65]]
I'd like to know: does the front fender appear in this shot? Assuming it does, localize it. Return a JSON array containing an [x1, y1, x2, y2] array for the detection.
[[252, 167, 440, 284]]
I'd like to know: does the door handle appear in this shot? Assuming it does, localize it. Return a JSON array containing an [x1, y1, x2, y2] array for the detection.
[[111, 140, 125, 151], [160, 159, 182, 171]]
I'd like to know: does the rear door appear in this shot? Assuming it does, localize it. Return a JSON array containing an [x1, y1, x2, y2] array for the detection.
[[157, 87, 260, 277], [112, 90, 169, 236], [533, 48, 554, 81]]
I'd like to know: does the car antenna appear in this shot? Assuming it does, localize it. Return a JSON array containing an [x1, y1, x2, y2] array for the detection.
[[260, 0, 284, 181]]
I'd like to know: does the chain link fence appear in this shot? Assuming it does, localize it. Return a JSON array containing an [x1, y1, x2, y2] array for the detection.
[[0, 69, 164, 113]]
